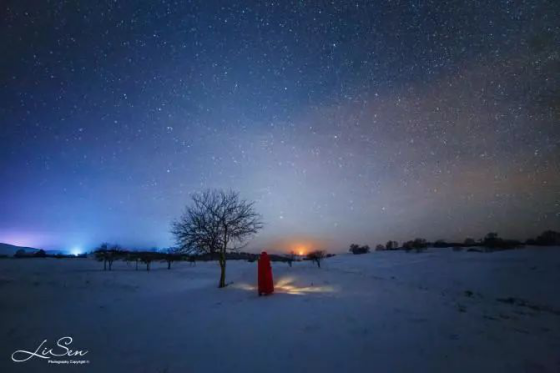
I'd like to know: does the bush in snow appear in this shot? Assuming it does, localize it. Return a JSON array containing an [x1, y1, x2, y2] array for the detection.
[[463, 238, 476, 246], [34, 249, 47, 258], [385, 241, 398, 250], [14, 249, 30, 258], [527, 230, 560, 246], [482, 232, 522, 251], [403, 241, 413, 252], [349, 244, 370, 255], [433, 239, 448, 248], [404, 238, 428, 253]]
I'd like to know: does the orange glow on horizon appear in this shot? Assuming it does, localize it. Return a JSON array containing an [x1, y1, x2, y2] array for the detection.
[[291, 243, 312, 256], [265, 237, 325, 256], [292, 245, 307, 256]]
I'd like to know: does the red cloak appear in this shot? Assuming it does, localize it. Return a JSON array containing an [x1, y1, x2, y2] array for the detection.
[[258, 251, 274, 295]]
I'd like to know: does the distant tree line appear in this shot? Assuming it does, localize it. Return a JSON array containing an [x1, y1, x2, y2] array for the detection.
[[13, 249, 87, 259], [91, 243, 319, 271], [93, 244, 194, 271], [349, 244, 370, 255], [526, 230, 560, 246], [349, 230, 560, 254]]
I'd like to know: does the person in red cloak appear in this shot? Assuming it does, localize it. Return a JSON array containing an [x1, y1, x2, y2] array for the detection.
[[258, 251, 274, 296]]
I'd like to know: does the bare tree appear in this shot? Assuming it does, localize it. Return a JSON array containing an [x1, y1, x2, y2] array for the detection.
[[286, 250, 296, 267], [163, 249, 181, 270], [107, 244, 122, 270], [127, 252, 140, 270], [94, 243, 122, 271], [94, 243, 110, 270], [171, 189, 263, 288], [138, 251, 158, 271], [307, 250, 326, 268]]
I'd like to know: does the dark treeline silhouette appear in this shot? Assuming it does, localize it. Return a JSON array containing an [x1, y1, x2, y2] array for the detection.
[[526, 230, 560, 246], [403, 238, 429, 253], [385, 241, 399, 250], [92, 244, 303, 271], [94, 244, 190, 271], [349, 244, 370, 255], [191, 251, 296, 263], [370, 230, 560, 253], [13, 249, 87, 259]]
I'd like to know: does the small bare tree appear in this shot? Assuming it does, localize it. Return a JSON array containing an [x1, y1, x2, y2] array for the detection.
[[307, 250, 326, 268], [286, 250, 296, 267], [138, 251, 158, 271], [107, 244, 122, 270], [94, 243, 122, 271], [163, 250, 181, 270], [94, 243, 110, 270], [171, 189, 263, 288]]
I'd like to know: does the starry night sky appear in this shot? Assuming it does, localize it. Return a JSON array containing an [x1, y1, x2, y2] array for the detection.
[[1, 1, 559, 252]]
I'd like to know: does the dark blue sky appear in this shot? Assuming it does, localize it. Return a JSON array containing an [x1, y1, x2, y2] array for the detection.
[[1, 0, 559, 252]]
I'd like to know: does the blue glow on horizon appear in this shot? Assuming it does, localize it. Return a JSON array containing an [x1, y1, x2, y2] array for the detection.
[[70, 248, 82, 256]]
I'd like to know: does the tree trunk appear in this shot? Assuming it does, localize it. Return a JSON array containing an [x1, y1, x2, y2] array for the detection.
[[168, 261, 171, 270], [103, 260, 107, 271], [147, 262, 150, 271], [218, 251, 226, 288], [135, 260, 138, 270]]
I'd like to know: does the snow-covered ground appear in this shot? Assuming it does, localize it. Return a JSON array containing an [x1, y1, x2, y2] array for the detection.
[[1, 247, 559, 373]]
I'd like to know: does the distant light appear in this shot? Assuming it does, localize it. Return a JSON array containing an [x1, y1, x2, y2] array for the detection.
[[71, 248, 82, 256]]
